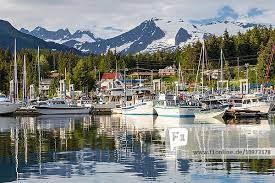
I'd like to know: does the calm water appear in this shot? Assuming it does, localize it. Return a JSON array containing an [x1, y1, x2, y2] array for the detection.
[[0, 115, 275, 183]]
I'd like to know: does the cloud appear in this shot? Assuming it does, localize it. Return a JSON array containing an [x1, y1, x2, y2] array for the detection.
[[191, 5, 239, 24], [191, 5, 270, 25], [247, 8, 264, 17], [0, 0, 274, 35]]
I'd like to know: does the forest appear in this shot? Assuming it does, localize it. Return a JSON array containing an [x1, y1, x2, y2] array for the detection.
[[0, 25, 274, 95]]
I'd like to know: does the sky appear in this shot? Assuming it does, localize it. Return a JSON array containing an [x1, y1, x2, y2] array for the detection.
[[0, 0, 274, 34]]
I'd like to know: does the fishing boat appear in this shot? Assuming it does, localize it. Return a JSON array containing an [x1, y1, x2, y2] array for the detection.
[[0, 94, 19, 115], [194, 98, 227, 119], [122, 100, 156, 115], [35, 98, 90, 115], [77, 96, 93, 108], [154, 94, 201, 118], [228, 95, 271, 113], [195, 108, 225, 119]]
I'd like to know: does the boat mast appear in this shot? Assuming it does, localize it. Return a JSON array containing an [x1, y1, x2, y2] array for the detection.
[[23, 55, 27, 103], [195, 46, 203, 93], [37, 46, 41, 96], [220, 49, 223, 91], [14, 39, 18, 103], [115, 53, 118, 80], [64, 67, 67, 99], [124, 68, 127, 106], [201, 40, 205, 96], [178, 62, 181, 93]]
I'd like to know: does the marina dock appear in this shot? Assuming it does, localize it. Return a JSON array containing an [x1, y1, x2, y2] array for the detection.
[[14, 105, 113, 116], [14, 108, 39, 116], [224, 109, 268, 119]]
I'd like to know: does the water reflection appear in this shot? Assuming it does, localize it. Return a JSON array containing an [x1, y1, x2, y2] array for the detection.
[[0, 115, 274, 182]]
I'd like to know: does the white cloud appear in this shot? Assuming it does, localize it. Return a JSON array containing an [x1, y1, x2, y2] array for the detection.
[[0, 0, 274, 34]]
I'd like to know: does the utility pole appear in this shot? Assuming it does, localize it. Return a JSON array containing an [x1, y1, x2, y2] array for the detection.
[[237, 57, 240, 80], [151, 70, 153, 91], [255, 68, 258, 92], [245, 63, 249, 81], [220, 49, 223, 90], [115, 57, 118, 80]]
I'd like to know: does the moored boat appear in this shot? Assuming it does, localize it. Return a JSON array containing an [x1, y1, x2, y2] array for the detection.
[[122, 100, 156, 115], [229, 96, 271, 113], [0, 94, 19, 115], [154, 94, 201, 118], [195, 108, 225, 120], [35, 98, 90, 115], [194, 98, 227, 119]]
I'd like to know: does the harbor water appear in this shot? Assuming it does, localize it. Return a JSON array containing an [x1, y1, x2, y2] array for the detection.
[[0, 115, 275, 182]]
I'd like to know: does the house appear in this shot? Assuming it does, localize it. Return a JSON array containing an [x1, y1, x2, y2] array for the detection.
[[159, 66, 176, 77], [100, 72, 123, 90], [39, 79, 52, 96], [129, 71, 158, 79]]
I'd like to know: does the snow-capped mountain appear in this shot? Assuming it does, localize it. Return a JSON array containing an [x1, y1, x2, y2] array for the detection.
[[21, 18, 259, 54], [20, 27, 102, 50]]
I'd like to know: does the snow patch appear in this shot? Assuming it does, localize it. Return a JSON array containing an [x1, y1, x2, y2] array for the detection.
[[116, 42, 134, 52]]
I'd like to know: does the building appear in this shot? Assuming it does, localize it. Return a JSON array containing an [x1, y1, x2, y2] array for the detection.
[[100, 72, 123, 90], [158, 66, 176, 77], [129, 71, 158, 80], [40, 79, 52, 96]]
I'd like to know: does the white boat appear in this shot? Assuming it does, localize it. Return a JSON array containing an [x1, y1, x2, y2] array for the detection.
[[154, 94, 201, 118], [154, 105, 201, 118], [0, 94, 19, 115], [229, 96, 271, 113], [77, 97, 93, 108], [112, 104, 123, 114], [122, 100, 156, 115], [194, 109, 225, 120], [194, 98, 227, 119], [35, 98, 90, 115]]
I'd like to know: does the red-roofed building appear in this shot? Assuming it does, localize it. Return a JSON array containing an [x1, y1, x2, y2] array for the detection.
[[100, 72, 123, 91], [101, 73, 122, 80]]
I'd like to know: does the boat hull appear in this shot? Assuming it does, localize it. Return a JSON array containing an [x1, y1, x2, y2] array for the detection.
[[195, 109, 225, 120], [112, 108, 123, 114], [122, 101, 155, 115], [35, 106, 91, 115], [0, 103, 19, 115], [154, 106, 200, 118]]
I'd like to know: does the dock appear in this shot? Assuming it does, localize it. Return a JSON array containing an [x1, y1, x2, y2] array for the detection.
[[14, 105, 112, 116], [91, 104, 113, 115], [14, 108, 39, 116], [224, 109, 268, 119]]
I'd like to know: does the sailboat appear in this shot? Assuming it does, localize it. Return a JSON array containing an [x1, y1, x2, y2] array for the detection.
[[154, 92, 202, 118], [154, 63, 201, 118], [0, 39, 19, 115], [194, 43, 226, 119], [0, 93, 19, 115], [35, 68, 91, 115]]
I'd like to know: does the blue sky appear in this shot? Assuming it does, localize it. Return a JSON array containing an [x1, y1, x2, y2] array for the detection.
[[0, 0, 274, 32], [191, 6, 265, 24]]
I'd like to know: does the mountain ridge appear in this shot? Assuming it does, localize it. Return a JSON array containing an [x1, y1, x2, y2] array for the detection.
[[0, 19, 80, 53], [16, 18, 269, 54]]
